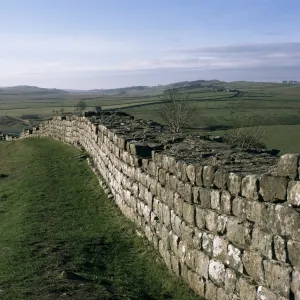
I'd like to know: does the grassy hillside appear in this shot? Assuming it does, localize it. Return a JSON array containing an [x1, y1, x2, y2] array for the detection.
[[0, 85, 68, 96], [0, 138, 201, 300]]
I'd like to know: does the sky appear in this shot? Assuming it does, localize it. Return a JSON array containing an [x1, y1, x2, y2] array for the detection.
[[0, 0, 299, 89]]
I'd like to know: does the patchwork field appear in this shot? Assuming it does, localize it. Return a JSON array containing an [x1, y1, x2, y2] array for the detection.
[[1, 81, 300, 153]]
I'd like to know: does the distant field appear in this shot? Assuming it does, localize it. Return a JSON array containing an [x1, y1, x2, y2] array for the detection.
[[1, 82, 300, 153]]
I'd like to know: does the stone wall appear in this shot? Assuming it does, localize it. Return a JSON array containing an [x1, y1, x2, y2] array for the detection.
[[20, 112, 300, 300]]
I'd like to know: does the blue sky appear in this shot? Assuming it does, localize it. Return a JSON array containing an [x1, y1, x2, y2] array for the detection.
[[0, 0, 299, 89]]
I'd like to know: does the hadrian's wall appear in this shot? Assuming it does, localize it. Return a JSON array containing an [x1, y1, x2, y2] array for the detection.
[[20, 112, 300, 300]]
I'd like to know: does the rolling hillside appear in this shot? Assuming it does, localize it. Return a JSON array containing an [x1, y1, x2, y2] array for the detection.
[[0, 85, 68, 96]]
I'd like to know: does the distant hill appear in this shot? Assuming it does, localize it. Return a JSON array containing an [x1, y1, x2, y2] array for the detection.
[[64, 80, 226, 96], [65, 86, 154, 96], [0, 80, 285, 98], [0, 85, 69, 96]]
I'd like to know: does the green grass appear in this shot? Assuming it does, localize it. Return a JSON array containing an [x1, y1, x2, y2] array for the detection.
[[261, 125, 300, 154], [0, 138, 201, 300]]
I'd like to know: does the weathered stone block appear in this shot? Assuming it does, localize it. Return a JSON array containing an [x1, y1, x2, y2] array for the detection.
[[131, 182, 139, 197], [165, 172, 170, 188], [274, 235, 287, 263], [185, 248, 196, 269], [217, 288, 230, 300], [188, 270, 205, 297], [202, 232, 214, 256], [153, 152, 163, 167], [287, 181, 300, 207], [277, 153, 299, 180], [225, 268, 237, 294], [257, 286, 287, 300], [246, 200, 268, 227], [147, 161, 158, 177], [209, 259, 226, 286], [232, 197, 247, 220], [171, 254, 180, 276], [239, 278, 257, 300], [173, 192, 183, 217], [291, 268, 300, 300], [150, 211, 158, 229], [213, 169, 227, 189], [203, 165, 216, 188], [171, 213, 182, 237], [182, 202, 195, 226], [180, 261, 189, 282], [181, 221, 194, 247], [184, 182, 193, 203], [195, 165, 203, 187], [287, 240, 300, 269], [226, 218, 252, 248], [161, 225, 170, 250], [199, 187, 211, 208], [164, 155, 176, 174], [242, 250, 264, 283], [211, 189, 221, 210], [217, 215, 228, 234], [272, 205, 300, 241], [162, 204, 171, 227], [176, 161, 188, 182], [227, 172, 242, 195], [169, 175, 177, 191], [138, 183, 145, 200], [178, 240, 187, 263], [260, 175, 287, 202], [263, 259, 292, 298], [227, 244, 243, 273], [186, 164, 195, 185], [152, 197, 159, 215], [158, 168, 167, 186], [161, 185, 168, 203], [195, 250, 209, 279], [205, 280, 218, 300], [169, 231, 179, 255], [195, 207, 206, 229], [177, 180, 185, 199], [205, 209, 218, 233], [165, 188, 173, 208], [192, 186, 200, 203], [193, 228, 202, 249], [251, 227, 273, 259], [156, 182, 162, 199], [241, 175, 259, 200], [213, 236, 228, 261], [220, 190, 232, 215], [144, 189, 153, 209]]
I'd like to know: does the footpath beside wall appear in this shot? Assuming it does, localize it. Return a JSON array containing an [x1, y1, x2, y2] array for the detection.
[[20, 112, 300, 300]]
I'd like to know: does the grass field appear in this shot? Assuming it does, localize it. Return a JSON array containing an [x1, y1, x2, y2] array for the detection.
[[1, 81, 300, 153], [0, 138, 201, 300]]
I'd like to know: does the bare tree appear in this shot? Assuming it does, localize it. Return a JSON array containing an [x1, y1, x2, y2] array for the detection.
[[75, 100, 87, 114], [224, 103, 269, 148], [225, 114, 266, 148], [158, 88, 195, 133]]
